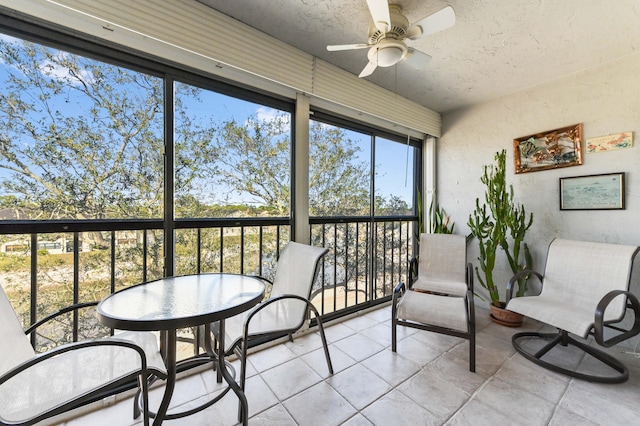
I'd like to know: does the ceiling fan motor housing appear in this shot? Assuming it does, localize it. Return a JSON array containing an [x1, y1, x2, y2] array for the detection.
[[368, 4, 409, 43]]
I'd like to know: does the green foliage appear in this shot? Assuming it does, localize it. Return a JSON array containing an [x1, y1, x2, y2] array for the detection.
[[0, 39, 166, 221], [429, 199, 455, 234], [0, 38, 414, 349], [468, 150, 533, 306], [309, 121, 370, 216]]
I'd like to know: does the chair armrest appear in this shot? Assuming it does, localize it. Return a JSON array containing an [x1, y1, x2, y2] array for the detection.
[[467, 288, 475, 326], [0, 337, 148, 385], [392, 282, 405, 306], [594, 290, 640, 347], [391, 282, 406, 322], [242, 293, 312, 337], [393, 282, 405, 295], [466, 263, 474, 293], [24, 301, 99, 336], [505, 270, 542, 303], [408, 257, 418, 289]]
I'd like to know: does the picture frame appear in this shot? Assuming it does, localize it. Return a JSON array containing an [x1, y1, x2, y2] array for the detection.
[[514, 123, 583, 174], [559, 172, 625, 210]]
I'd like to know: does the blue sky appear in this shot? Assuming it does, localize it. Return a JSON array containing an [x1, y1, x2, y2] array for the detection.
[[0, 32, 415, 212]]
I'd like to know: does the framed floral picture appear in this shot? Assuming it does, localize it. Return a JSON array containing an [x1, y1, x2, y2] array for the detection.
[[513, 124, 583, 174]]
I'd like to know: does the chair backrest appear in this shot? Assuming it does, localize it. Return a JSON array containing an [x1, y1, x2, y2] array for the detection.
[[270, 241, 328, 300], [542, 238, 639, 320], [0, 286, 36, 376], [418, 233, 467, 283]]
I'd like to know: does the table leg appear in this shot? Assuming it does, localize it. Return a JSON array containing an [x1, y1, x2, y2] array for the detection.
[[217, 319, 249, 425], [153, 330, 177, 426]]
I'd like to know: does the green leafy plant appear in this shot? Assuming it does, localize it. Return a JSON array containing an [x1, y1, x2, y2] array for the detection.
[[429, 199, 455, 234], [415, 191, 455, 239], [468, 150, 533, 306]]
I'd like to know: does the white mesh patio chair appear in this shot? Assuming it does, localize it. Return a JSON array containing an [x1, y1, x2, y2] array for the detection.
[[392, 233, 475, 371], [210, 241, 333, 420], [0, 285, 166, 426], [506, 238, 640, 383]]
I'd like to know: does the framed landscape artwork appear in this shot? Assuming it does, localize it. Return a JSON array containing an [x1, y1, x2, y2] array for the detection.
[[513, 124, 583, 174], [559, 172, 625, 210]]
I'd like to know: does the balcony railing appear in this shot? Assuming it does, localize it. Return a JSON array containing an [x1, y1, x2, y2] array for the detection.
[[0, 216, 415, 354]]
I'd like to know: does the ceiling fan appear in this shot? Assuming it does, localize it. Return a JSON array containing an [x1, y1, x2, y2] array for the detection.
[[327, 0, 456, 77]]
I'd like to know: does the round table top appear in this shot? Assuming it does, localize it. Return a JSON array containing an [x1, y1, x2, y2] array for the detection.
[[97, 273, 265, 331]]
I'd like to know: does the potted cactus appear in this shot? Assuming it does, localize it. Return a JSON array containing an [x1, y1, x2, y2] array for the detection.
[[468, 150, 533, 326]]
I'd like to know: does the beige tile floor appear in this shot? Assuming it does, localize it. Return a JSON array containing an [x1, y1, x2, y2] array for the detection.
[[62, 305, 640, 426]]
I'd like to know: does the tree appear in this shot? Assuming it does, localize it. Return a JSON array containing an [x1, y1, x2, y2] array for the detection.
[[309, 121, 370, 216], [204, 116, 372, 216], [0, 37, 414, 339], [0, 39, 163, 222]]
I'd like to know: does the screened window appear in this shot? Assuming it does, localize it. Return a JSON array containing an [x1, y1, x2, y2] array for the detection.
[[309, 118, 419, 218], [174, 81, 292, 218], [0, 35, 164, 220], [309, 120, 371, 217], [374, 136, 417, 216]]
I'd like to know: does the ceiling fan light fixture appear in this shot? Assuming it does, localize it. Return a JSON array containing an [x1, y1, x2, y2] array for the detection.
[[375, 46, 404, 67], [368, 39, 408, 67]]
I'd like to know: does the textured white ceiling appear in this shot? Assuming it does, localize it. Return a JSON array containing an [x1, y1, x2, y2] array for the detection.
[[196, 0, 640, 114]]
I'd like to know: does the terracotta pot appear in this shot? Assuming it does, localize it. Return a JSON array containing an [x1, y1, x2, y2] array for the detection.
[[489, 302, 523, 327]]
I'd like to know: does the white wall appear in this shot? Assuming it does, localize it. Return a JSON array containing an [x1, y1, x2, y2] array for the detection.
[[438, 52, 640, 312]]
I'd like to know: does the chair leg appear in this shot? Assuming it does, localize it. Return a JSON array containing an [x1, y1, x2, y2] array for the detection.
[[237, 340, 249, 423], [391, 297, 398, 352], [391, 316, 397, 352], [468, 296, 475, 372], [469, 331, 475, 373], [512, 331, 630, 383], [140, 372, 150, 426], [308, 303, 333, 374]]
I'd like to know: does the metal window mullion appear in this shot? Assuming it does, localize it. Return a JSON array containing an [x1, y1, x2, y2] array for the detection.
[[355, 223, 359, 306], [219, 227, 224, 271], [143, 229, 148, 283], [370, 222, 376, 301], [110, 230, 116, 295], [321, 223, 326, 315], [239, 225, 245, 274], [73, 232, 79, 342], [164, 77, 175, 278], [197, 228, 202, 274], [333, 223, 338, 312], [391, 221, 395, 292], [30, 233, 37, 348], [258, 226, 264, 276], [344, 224, 349, 310]]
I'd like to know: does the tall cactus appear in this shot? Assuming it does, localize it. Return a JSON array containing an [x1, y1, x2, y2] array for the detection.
[[468, 150, 533, 306]]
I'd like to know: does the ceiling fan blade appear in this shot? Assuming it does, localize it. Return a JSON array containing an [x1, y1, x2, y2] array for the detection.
[[358, 61, 378, 78], [405, 48, 432, 69], [407, 5, 456, 40], [366, 0, 391, 32], [327, 43, 371, 52]]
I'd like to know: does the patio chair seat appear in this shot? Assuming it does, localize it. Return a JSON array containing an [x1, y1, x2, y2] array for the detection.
[[0, 285, 165, 426], [392, 233, 475, 372], [506, 293, 598, 338], [0, 332, 165, 424], [506, 238, 640, 383], [211, 241, 333, 423], [221, 300, 308, 353], [397, 290, 468, 332], [412, 276, 468, 297]]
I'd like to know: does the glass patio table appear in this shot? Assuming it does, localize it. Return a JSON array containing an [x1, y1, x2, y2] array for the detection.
[[97, 273, 265, 425]]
